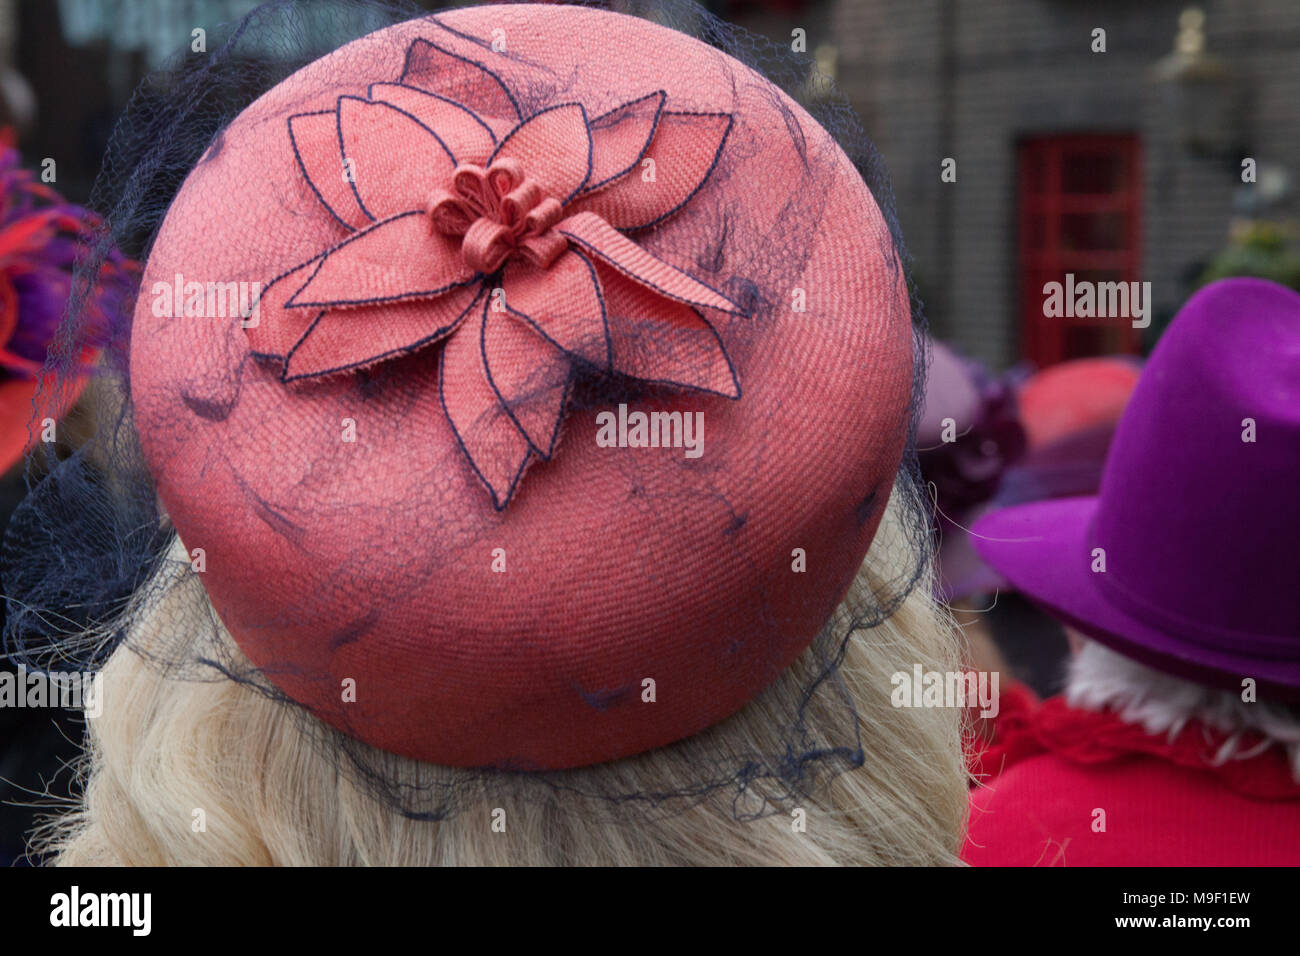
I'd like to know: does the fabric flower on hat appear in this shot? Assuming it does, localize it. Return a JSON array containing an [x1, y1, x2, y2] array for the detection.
[[248, 39, 746, 508]]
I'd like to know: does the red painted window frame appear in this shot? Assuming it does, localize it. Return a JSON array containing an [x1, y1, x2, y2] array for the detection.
[[1017, 134, 1144, 366]]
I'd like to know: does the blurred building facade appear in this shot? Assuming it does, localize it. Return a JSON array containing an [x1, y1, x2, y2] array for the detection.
[[832, 0, 1300, 367], [8, 0, 1300, 369]]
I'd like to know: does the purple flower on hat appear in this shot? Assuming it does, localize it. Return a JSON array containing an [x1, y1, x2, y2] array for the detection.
[[0, 147, 136, 380]]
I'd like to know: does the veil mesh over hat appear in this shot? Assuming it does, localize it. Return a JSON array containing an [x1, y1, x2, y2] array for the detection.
[[3, 0, 932, 819]]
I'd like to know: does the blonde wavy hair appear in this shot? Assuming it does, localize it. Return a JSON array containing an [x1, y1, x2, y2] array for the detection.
[[36, 489, 968, 866]]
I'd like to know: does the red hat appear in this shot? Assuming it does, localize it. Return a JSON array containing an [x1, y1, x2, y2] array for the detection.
[[128, 4, 915, 769], [0, 373, 65, 472], [1017, 356, 1141, 452], [0, 146, 135, 474]]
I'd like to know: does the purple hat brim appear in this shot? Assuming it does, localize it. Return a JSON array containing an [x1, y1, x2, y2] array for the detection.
[[972, 497, 1300, 700]]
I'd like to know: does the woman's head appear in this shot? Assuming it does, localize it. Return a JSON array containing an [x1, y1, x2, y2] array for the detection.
[[127, 3, 919, 771], [7, 1, 963, 865], [43, 490, 968, 866]]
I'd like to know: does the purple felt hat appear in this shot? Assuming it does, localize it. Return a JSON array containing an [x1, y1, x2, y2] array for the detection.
[[973, 278, 1300, 698]]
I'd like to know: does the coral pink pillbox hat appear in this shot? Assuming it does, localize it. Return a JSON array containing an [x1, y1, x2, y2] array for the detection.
[[130, 4, 915, 769]]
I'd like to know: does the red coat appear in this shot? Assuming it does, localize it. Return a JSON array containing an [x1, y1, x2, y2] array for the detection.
[[963, 693, 1300, 866]]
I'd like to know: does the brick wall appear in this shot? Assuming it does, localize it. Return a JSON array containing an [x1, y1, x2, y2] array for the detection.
[[826, 0, 1300, 367]]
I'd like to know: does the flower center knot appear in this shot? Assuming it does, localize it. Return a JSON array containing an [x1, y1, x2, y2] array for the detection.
[[427, 158, 567, 274]]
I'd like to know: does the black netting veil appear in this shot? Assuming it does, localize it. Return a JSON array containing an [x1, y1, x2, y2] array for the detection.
[[3, 0, 932, 823]]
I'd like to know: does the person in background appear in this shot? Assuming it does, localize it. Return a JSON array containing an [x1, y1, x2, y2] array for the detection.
[[916, 339, 1025, 608], [964, 278, 1300, 866], [0, 144, 135, 865], [918, 341, 1141, 699]]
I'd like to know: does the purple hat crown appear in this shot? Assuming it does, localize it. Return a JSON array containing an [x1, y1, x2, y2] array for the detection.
[[1092, 278, 1300, 650]]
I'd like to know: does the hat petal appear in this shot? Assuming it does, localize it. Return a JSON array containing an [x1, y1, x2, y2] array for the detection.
[[245, 255, 327, 359], [281, 284, 481, 382], [286, 211, 477, 309], [401, 38, 521, 122], [481, 303, 572, 458], [501, 249, 611, 370], [580, 91, 665, 195], [565, 111, 731, 230], [367, 83, 497, 164], [594, 259, 740, 398], [439, 300, 534, 509], [557, 210, 743, 315], [338, 96, 457, 221], [288, 111, 371, 230], [489, 103, 592, 205]]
